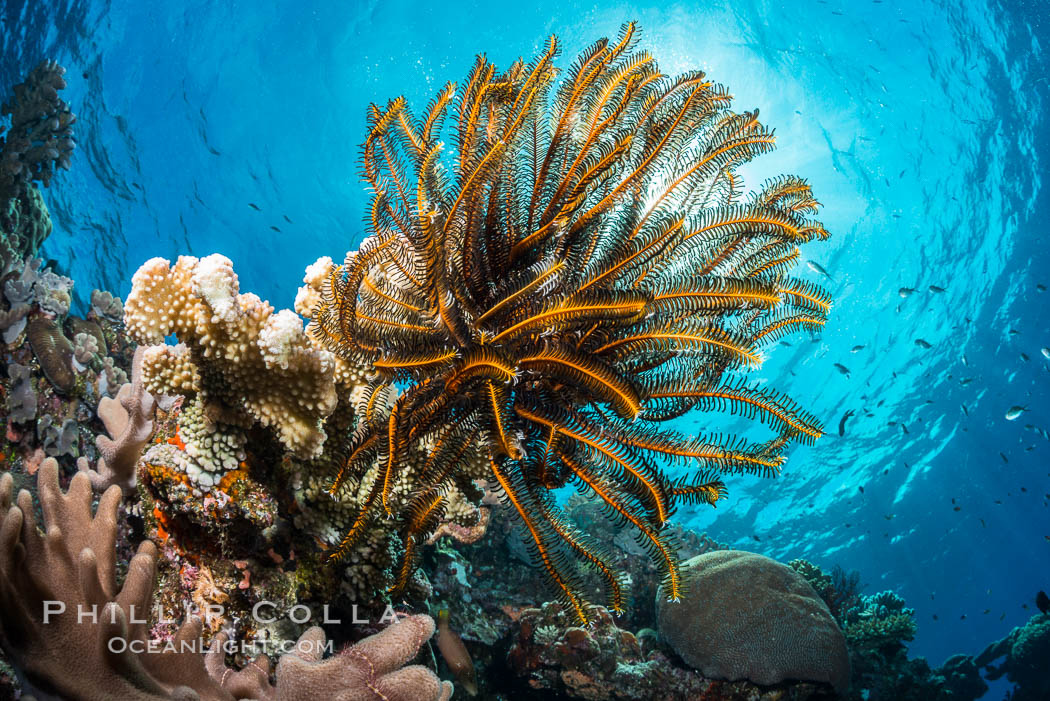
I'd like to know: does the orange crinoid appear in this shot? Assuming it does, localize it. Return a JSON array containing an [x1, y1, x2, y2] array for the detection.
[[312, 23, 830, 622]]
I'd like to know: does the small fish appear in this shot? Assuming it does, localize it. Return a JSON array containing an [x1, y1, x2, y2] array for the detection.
[[979, 519, 985, 527], [1038, 591, 1050, 615], [899, 287, 916, 298], [248, 202, 261, 211], [839, 410, 855, 436], [915, 339, 932, 349], [1000, 452, 1009, 464], [962, 353, 969, 366], [929, 285, 945, 293], [932, 614, 939, 621], [858, 486, 865, 493], [1041, 347, 1049, 360], [270, 225, 282, 232], [1021, 352, 1029, 362], [1006, 406, 1027, 421], [834, 363, 851, 377], [283, 214, 293, 223], [807, 260, 833, 280], [959, 378, 973, 386], [851, 344, 866, 353], [1038, 284, 1047, 292], [436, 610, 478, 696]]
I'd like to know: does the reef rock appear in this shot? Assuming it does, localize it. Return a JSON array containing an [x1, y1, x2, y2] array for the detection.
[[657, 550, 851, 693]]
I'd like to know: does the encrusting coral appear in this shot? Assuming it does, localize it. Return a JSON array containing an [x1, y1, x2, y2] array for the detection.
[[309, 22, 831, 620], [0, 460, 452, 700], [123, 253, 338, 458]]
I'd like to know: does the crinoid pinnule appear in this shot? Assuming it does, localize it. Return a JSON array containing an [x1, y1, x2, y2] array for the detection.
[[312, 23, 830, 621]]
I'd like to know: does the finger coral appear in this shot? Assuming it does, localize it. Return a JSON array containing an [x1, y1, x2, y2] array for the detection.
[[80, 345, 157, 493], [0, 459, 217, 700], [207, 619, 454, 701], [124, 254, 338, 458], [310, 23, 831, 620]]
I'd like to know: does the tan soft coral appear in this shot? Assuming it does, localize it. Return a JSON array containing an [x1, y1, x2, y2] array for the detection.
[[124, 254, 338, 458]]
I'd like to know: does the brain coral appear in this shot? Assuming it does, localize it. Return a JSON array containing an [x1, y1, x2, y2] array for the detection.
[[656, 550, 850, 692], [124, 254, 338, 457]]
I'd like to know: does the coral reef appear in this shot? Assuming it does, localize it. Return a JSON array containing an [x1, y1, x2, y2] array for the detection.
[[5, 257, 74, 317], [0, 459, 451, 700], [975, 613, 1050, 701], [841, 590, 917, 651], [787, 558, 990, 701], [504, 602, 838, 700], [15, 29, 1015, 701], [657, 550, 850, 693], [789, 558, 863, 624]]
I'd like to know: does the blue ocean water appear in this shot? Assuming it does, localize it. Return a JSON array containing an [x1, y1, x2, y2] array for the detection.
[[2, 0, 1047, 672]]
